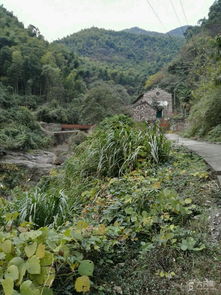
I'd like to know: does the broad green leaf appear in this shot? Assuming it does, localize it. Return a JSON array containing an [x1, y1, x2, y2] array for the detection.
[[76, 221, 89, 230], [0, 252, 6, 259], [75, 276, 90, 293], [180, 237, 196, 251], [5, 266, 19, 281], [19, 231, 42, 241], [78, 260, 94, 276], [36, 244, 45, 259], [33, 267, 55, 286], [4, 212, 19, 222], [8, 258, 24, 267], [17, 264, 26, 286], [8, 257, 26, 285], [41, 287, 53, 295], [1, 277, 14, 295], [40, 252, 54, 266], [20, 280, 40, 295], [184, 198, 192, 204], [26, 256, 40, 274], [72, 231, 83, 241], [25, 242, 37, 258], [1, 240, 12, 254]]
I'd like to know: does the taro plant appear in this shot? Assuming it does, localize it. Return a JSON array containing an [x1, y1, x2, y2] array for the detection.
[[0, 214, 116, 295]]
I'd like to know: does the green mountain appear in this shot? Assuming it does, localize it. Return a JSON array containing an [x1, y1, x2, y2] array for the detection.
[[123, 26, 188, 38], [56, 27, 184, 95], [167, 25, 189, 37], [0, 5, 139, 150], [122, 26, 164, 37]]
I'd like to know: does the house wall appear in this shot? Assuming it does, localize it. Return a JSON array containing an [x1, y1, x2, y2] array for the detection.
[[132, 103, 156, 121], [131, 87, 173, 122]]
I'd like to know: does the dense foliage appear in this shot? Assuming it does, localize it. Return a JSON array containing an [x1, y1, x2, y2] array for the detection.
[[56, 27, 184, 95], [65, 115, 171, 178], [0, 4, 184, 145], [0, 84, 50, 150], [0, 5, 133, 147], [1, 116, 220, 294], [144, 0, 221, 140], [1, 0, 221, 293]]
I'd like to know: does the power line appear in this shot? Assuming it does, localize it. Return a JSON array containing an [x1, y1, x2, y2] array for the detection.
[[179, 0, 189, 26], [145, 0, 165, 30], [144, 0, 180, 50], [169, 0, 185, 35], [145, 0, 211, 79]]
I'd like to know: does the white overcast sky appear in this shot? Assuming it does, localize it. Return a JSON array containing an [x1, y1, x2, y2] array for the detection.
[[0, 0, 215, 41]]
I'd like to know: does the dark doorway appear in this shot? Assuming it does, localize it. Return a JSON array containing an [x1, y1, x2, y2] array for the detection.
[[156, 110, 163, 118]]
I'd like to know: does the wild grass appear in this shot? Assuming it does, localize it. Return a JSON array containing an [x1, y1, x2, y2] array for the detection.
[[65, 115, 171, 179], [12, 188, 70, 227]]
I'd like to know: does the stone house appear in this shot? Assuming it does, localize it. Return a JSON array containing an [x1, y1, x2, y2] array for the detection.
[[131, 87, 173, 122]]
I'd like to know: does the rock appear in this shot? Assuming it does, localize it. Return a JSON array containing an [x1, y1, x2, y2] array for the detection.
[[0, 150, 56, 183]]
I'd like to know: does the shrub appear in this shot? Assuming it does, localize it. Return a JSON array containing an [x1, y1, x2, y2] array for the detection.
[[68, 131, 88, 148], [0, 124, 50, 150], [206, 124, 221, 142], [0, 85, 51, 150], [187, 77, 221, 137], [79, 82, 130, 124], [65, 115, 171, 178], [11, 188, 70, 227], [36, 102, 79, 124]]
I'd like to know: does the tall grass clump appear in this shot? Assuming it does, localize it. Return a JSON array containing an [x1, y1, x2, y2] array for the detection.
[[65, 115, 171, 179], [11, 188, 70, 227]]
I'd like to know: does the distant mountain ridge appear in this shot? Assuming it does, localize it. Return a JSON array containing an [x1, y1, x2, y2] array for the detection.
[[122, 26, 188, 37], [56, 26, 184, 94], [122, 27, 164, 37], [56, 27, 184, 69], [167, 25, 189, 37]]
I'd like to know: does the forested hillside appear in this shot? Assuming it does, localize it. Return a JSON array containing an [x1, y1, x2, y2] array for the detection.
[[124, 26, 188, 38], [0, 6, 131, 149], [145, 0, 221, 141], [122, 26, 165, 37], [56, 27, 184, 95], [1, 2, 221, 295], [167, 25, 189, 37], [0, 4, 186, 151]]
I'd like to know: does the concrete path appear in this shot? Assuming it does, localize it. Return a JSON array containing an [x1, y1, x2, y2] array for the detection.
[[166, 134, 221, 187]]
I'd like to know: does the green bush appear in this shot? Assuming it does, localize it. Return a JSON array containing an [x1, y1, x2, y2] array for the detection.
[[188, 85, 221, 137], [1, 129, 218, 294], [36, 103, 79, 123], [79, 82, 130, 124], [11, 188, 70, 227], [65, 115, 171, 178], [68, 131, 88, 148], [0, 124, 50, 150], [0, 85, 51, 150], [206, 124, 221, 142]]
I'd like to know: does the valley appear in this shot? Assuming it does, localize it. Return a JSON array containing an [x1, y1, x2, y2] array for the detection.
[[0, 1, 221, 294]]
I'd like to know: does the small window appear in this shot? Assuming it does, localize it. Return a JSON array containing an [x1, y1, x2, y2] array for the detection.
[[156, 110, 162, 118]]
